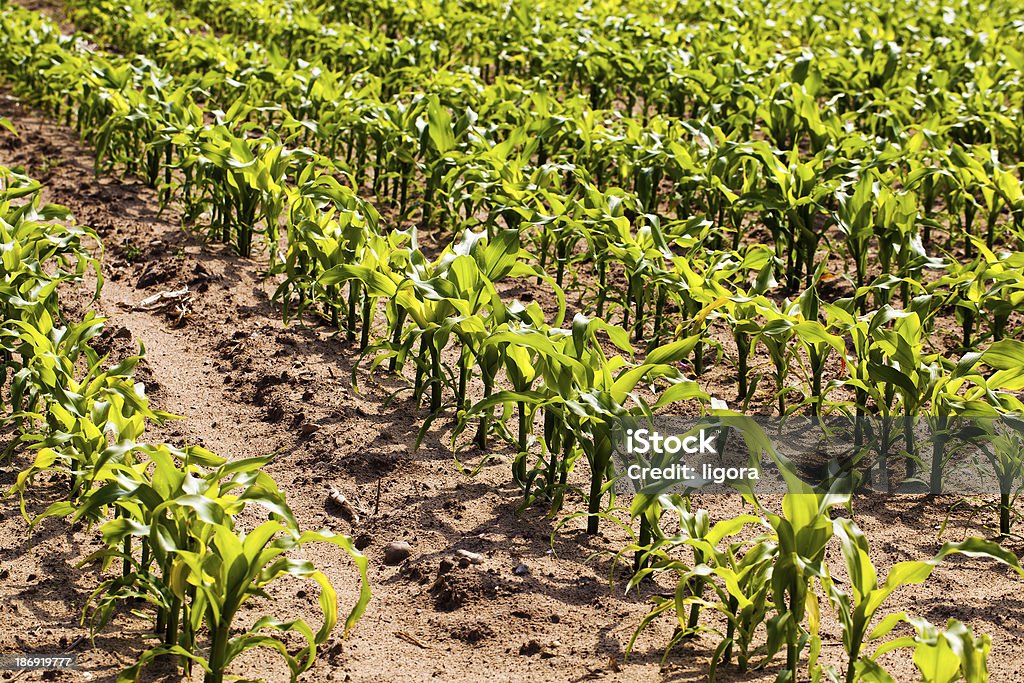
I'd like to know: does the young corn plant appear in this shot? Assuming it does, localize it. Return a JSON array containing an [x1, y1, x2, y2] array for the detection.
[[706, 251, 780, 406], [566, 332, 706, 535], [822, 517, 1023, 683], [755, 298, 829, 417], [742, 144, 840, 289], [831, 304, 913, 492], [625, 498, 771, 673], [970, 341, 1024, 534], [833, 172, 876, 308], [865, 311, 946, 485], [275, 172, 383, 332], [177, 125, 308, 257], [980, 419, 1024, 537], [119, 521, 370, 683], [765, 490, 848, 683], [864, 616, 991, 683], [792, 284, 846, 417]]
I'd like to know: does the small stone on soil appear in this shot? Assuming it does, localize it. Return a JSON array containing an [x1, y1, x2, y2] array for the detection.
[[455, 549, 484, 566], [384, 541, 413, 565]]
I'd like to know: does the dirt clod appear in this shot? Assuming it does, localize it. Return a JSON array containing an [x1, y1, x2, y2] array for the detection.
[[430, 575, 466, 611], [299, 422, 322, 437], [451, 623, 493, 645]]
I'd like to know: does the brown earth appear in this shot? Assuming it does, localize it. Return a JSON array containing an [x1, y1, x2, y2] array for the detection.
[[1, 90, 1024, 683]]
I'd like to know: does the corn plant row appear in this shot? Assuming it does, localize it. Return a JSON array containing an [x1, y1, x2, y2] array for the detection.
[[61, 0, 1024, 407], [626, 487, 1024, 682], [58, 0, 1024, 286], [0, 2, 329, 259], [164, 0, 1024, 156], [276, 168, 1024, 542], [0, 162, 370, 683], [28, 0, 1024, 434], [0, 3, 707, 536], [5, 1, 1024, 534], [277, 177, 1024, 532], [5, 4, 1024, 679], [6, 0, 1024, 539]]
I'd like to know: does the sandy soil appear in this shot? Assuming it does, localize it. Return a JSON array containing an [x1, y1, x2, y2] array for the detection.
[[1, 91, 1023, 683]]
